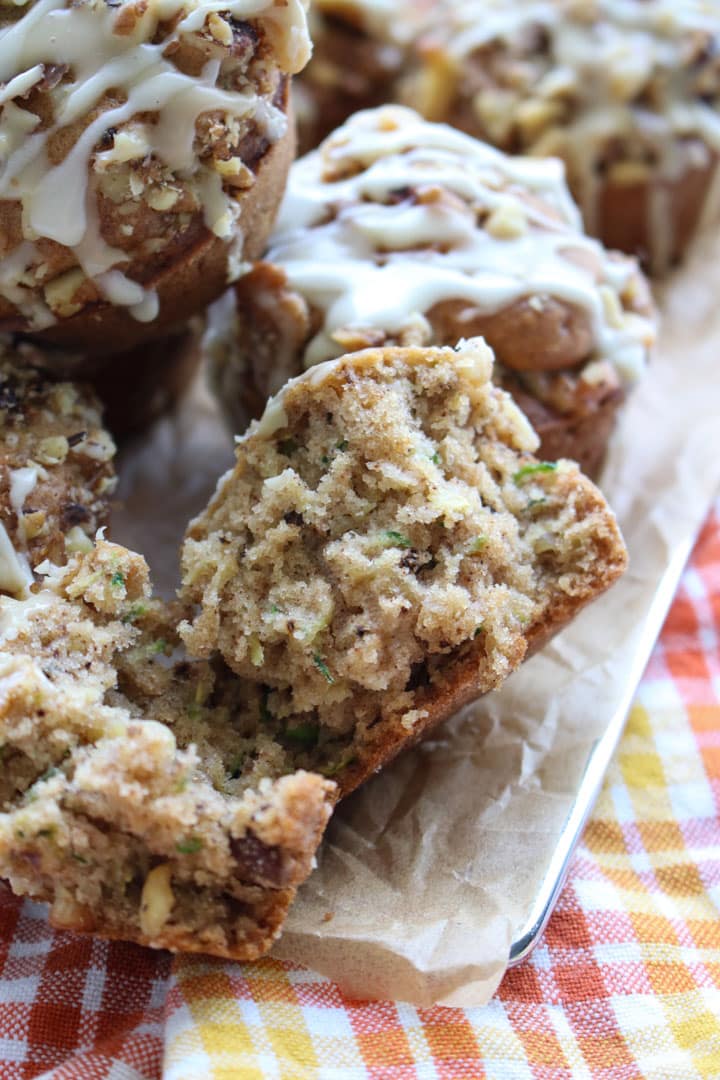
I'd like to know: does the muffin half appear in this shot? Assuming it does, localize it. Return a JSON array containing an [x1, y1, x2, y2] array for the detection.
[[0, 355, 332, 960], [0, 540, 335, 959], [183, 338, 628, 796]]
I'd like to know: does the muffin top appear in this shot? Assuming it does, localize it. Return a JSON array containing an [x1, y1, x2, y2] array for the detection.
[[0, 350, 116, 592], [258, 105, 655, 385], [406, 0, 720, 155], [0, 0, 310, 330]]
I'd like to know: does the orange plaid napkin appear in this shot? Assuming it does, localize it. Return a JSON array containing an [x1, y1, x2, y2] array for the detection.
[[1, 504, 719, 1080]]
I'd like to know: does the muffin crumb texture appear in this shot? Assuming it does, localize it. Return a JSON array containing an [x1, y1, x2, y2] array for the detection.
[[0, 340, 627, 958], [182, 339, 628, 793], [0, 541, 335, 959]]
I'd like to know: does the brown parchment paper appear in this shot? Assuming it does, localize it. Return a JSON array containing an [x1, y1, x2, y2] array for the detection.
[[113, 227, 720, 1009]]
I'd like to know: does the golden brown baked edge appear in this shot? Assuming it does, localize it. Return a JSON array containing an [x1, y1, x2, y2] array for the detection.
[[333, 466, 627, 798]]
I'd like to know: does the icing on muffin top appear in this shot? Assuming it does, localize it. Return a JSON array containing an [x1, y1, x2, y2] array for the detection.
[[264, 106, 655, 383], [402, 0, 720, 268], [433, 0, 720, 142], [0, 0, 310, 327]]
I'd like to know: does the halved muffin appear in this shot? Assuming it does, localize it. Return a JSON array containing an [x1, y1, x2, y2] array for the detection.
[[0, 360, 333, 960], [183, 338, 628, 796]]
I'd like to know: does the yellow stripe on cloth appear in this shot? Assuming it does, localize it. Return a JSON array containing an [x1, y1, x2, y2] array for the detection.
[[165, 957, 365, 1079]]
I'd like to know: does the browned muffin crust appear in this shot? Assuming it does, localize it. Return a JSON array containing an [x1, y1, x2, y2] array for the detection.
[[82, 328, 202, 437], [21, 325, 203, 437]]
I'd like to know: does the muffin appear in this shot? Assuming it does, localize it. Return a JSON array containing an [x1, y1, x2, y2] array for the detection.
[[0, 0, 310, 351], [0, 351, 116, 591], [182, 338, 628, 797], [207, 106, 656, 476], [0, 539, 334, 959], [0, 362, 333, 959], [294, 0, 432, 153], [400, 0, 720, 272]]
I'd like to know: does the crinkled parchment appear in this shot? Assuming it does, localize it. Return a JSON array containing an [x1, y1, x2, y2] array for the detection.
[[114, 228, 720, 1008]]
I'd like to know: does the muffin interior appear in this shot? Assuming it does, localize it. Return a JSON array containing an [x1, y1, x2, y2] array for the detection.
[[180, 340, 626, 786], [0, 542, 333, 956]]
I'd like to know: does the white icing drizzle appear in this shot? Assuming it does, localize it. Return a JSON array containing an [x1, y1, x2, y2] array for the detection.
[[264, 106, 654, 381], [9, 466, 37, 514], [0, 520, 33, 596], [0, 64, 44, 106], [0, 0, 310, 326], [444, 0, 720, 58], [0, 587, 54, 634], [410, 0, 720, 273]]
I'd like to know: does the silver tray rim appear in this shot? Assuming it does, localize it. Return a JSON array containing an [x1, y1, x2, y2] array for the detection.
[[508, 531, 699, 967]]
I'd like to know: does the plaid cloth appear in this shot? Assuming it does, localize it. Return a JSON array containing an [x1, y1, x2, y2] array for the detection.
[[1, 504, 718, 1080]]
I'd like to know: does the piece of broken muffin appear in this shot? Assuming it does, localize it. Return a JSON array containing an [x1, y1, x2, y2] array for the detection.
[[0, 351, 117, 593], [0, 353, 333, 960], [0, 541, 334, 959], [181, 338, 628, 797]]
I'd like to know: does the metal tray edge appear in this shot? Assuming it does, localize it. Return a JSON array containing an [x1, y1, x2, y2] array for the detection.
[[508, 532, 699, 967]]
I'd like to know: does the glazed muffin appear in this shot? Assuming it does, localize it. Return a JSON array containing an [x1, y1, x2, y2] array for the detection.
[[294, 0, 433, 154], [0, 539, 334, 959], [400, 0, 720, 273], [182, 339, 628, 797], [207, 106, 656, 476], [0, 352, 116, 591], [0, 0, 310, 351]]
